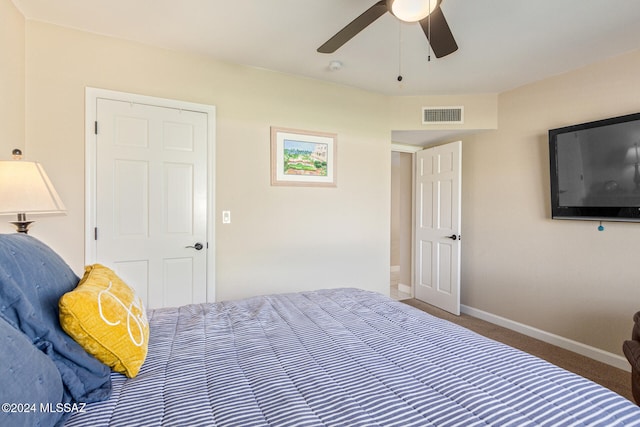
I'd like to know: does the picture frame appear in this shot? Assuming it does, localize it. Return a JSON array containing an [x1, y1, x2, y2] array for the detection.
[[270, 127, 337, 187]]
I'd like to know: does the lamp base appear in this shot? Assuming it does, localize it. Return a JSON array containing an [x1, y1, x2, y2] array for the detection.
[[10, 213, 34, 234]]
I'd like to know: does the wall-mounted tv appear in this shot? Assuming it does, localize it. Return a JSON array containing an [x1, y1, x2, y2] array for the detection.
[[549, 112, 640, 222]]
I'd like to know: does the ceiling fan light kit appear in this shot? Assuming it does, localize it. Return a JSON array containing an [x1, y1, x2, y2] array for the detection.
[[387, 0, 437, 22], [317, 0, 457, 59]]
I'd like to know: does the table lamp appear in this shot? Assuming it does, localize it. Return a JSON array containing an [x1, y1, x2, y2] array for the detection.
[[0, 149, 66, 233]]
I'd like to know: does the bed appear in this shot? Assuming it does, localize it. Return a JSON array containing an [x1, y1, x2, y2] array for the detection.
[[1, 234, 640, 427]]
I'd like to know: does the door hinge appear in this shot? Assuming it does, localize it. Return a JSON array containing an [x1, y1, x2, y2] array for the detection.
[[94, 227, 98, 240], [94, 121, 98, 135]]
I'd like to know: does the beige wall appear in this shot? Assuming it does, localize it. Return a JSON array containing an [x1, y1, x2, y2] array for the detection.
[[4, 0, 640, 360], [390, 93, 498, 132], [390, 151, 412, 286], [0, 0, 24, 159], [461, 49, 640, 356], [21, 20, 392, 301]]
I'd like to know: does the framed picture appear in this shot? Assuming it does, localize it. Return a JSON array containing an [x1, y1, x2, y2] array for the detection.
[[270, 127, 337, 187]]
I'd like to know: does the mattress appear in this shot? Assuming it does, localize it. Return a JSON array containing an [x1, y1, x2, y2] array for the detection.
[[64, 288, 640, 426]]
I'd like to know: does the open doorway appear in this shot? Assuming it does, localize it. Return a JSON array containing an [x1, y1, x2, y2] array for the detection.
[[390, 151, 412, 300]]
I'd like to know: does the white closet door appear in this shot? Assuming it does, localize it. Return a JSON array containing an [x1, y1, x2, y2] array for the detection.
[[94, 98, 209, 309]]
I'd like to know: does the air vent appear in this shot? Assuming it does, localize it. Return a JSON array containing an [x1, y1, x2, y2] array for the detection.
[[422, 106, 464, 124]]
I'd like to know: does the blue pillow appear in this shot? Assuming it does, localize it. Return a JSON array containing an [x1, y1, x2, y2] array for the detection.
[[0, 234, 111, 403], [0, 316, 65, 427]]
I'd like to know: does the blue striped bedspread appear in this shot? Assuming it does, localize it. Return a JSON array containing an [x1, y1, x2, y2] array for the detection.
[[64, 288, 640, 426]]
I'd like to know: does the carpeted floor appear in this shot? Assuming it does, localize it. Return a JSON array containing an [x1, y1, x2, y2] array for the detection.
[[402, 298, 636, 403]]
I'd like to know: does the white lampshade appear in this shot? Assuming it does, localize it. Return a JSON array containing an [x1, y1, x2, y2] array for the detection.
[[0, 160, 66, 216], [625, 143, 640, 164], [387, 0, 438, 22]]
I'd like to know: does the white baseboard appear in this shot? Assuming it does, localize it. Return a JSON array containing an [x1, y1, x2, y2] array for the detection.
[[398, 283, 411, 294], [461, 304, 631, 372]]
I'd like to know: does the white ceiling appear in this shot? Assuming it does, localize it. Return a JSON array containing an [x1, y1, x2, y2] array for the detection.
[[11, 0, 640, 145]]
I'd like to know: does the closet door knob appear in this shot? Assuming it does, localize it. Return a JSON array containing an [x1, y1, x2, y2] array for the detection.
[[186, 242, 204, 250]]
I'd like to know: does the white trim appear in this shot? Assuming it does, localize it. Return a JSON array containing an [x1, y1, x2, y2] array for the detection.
[[461, 304, 631, 372], [398, 283, 412, 295], [390, 265, 401, 273], [84, 87, 217, 302], [391, 143, 422, 153]]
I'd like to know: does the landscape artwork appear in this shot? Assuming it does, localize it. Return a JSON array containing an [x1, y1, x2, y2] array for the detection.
[[270, 127, 337, 187], [283, 139, 328, 177]]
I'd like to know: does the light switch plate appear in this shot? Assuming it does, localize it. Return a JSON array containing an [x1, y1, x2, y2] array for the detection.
[[222, 210, 231, 224]]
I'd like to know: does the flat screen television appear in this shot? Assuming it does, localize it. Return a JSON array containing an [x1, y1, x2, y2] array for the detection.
[[549, 112, 640, 222]]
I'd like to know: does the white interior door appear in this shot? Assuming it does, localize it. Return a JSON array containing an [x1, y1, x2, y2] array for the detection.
[[414, 141, 461, 315], [89, 93, 212, 309]]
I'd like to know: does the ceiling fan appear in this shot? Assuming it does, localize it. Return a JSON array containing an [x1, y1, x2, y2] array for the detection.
[[317, 0, 458, 59]]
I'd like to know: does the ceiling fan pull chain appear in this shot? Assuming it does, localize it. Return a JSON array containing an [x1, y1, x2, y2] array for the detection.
[[427, 0, 432, 61], [397, 21, 404, 83]]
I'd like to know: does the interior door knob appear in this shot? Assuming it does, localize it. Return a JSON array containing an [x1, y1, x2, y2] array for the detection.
[[186, 242, 204, 250], [446, 234, 460, 241]]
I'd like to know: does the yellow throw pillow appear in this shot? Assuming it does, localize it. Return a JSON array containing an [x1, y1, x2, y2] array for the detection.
[[59, 264, 149, 378]]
